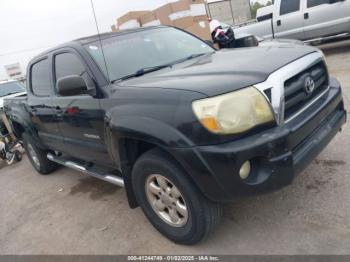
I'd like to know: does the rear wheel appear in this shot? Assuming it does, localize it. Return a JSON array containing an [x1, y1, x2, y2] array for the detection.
[[22, 133, 59, 175], [132, 148, 222, 245]]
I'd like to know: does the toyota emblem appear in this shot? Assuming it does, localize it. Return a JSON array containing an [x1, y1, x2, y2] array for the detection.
[[304, 76, 315, 95]]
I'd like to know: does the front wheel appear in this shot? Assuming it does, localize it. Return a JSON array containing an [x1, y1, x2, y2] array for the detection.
[[14, 150, 22, 162], [132, 148, 222, 245], [22, 133, 59, 175]]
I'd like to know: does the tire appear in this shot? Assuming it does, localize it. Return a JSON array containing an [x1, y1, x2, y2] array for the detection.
[[22, 133, 59, 175], [14, 150, 22, 162], [132, 148, 223, 245]]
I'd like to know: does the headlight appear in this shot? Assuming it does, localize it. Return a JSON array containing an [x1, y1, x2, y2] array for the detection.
[[192, 87, 274, 135]]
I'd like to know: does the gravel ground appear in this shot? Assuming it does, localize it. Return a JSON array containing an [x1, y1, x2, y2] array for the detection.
[[0, 39, 349, 255]]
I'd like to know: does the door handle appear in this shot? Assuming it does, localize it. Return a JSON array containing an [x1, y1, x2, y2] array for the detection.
[[277, 20, 281, 26], [304, 13, 309, 19]]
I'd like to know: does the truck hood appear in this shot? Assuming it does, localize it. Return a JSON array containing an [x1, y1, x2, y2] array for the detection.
[[117, 46, 318, 97], [0, 92, 26, 108]]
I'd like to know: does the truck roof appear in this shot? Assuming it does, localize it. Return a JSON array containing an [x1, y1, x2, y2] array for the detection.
[[32, 26, 168, 60]]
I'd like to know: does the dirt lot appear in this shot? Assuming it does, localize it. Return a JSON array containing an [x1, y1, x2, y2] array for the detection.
[[1, 40, 350, 255]]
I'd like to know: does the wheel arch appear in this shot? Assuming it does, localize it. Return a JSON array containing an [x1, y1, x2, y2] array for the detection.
[[106, 116, 222, 207], [107, 121, 198, 208], [10, 121, 25, 139], [117, 137, 200, 209]]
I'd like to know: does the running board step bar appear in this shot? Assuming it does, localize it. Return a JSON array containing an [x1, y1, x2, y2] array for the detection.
[[47, 153, 124, 187], [304, 32, 350, 44]]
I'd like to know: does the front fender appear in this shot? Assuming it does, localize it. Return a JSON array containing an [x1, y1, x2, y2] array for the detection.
[[105, 116, 196, 208], [106, 116, 228, 203], [109, 116, 195, 148], [106, 115, 195, 165]]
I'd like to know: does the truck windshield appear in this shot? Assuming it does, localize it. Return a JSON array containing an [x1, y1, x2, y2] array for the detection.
[[0, 82, 25, 97], [84, 27, 214, 82]]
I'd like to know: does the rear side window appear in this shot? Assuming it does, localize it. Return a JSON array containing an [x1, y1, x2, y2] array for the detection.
[[31, 59, 51, 97], [280, 0, 300, 15], [307, 0, 330, 7], [55, 53, 86, 81]]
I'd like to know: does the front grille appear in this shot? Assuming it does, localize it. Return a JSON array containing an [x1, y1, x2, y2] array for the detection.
[[284, 61, 329, 120]]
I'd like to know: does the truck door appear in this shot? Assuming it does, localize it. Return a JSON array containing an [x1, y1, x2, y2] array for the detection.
[[51, 50, 114, 167], [303, 0, 350, 40], [275, 0, 305, 39], [28, 57, 64, 151]]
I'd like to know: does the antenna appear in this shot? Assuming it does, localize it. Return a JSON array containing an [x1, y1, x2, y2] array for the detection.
[[89, 0, 112, 83]]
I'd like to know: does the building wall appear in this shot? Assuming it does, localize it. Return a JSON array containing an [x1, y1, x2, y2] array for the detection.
[[207, 0, 251, 25]]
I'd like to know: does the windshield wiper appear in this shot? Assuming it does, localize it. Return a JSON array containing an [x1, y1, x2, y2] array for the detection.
[[111, 53, 213, 83], [112, 64, 171, 83], [169, 53, 213, 66], [184, 53, 210, 60]]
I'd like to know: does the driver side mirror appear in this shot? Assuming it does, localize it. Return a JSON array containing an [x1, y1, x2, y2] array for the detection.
[[56, 75, 88, 96]]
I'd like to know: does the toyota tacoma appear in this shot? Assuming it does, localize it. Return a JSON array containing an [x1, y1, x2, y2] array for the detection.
[[4, 26, 346, 245]]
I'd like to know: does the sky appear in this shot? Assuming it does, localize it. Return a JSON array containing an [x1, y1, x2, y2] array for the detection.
[[0, 0, 259, 80], [0, 0, 167, 80]]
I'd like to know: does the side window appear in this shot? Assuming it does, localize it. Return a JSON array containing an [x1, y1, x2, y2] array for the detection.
[[307, 0, 330, 8], [55, 52, 87, 81], [31, 59, 51, 97], [280, 0, 300, 15]]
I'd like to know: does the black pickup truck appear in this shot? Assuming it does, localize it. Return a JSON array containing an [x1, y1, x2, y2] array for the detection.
[[4, 26, 346, 245]]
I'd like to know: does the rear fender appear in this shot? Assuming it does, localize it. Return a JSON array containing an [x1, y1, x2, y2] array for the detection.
[[4, 106, 43, 147]]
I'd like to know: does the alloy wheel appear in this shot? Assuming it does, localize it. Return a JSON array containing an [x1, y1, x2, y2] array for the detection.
[[145, 174, 189, 227]]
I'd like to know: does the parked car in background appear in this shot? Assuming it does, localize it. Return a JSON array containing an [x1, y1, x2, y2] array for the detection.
[[0, 80, 25, 164], [4, 26, 346, 245], [234, 0, 350, 42], [0, 80, 26, 110]]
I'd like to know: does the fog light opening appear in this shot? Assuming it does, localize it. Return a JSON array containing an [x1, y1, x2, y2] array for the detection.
[[239, 161, 251, 180]]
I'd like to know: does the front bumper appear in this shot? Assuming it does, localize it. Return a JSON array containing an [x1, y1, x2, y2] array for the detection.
[[171, 78, 346, 202]]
